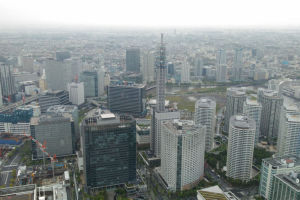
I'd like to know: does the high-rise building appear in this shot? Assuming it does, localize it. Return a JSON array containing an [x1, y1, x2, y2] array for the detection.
[[0, 63, 17, 98], [151, 111, 180, 157], [126, 48, 140, 73], [181, 60, 190, 83], [46, 105, 79, 142], [216, 49, 227, 83], [79, 70, 104, 98], [30, 113, 75, 159], [107, 83, 146, 117], [226, 115, 255, 182], [142, 51, 155, 83], [259, 155, 300, 200], [160, 120, 205, 191], [271, 172, 300, 200], [81, 109, 136, 189], [39, 69, 47, 92], [232, 48, 243, 82], [223, 87, 246, 133], [194, 56, 203, 77], [38, 90, 69, 113], [150, 34, 181, 158], [243, 98, 262, 144], [258, 89, 283, 144], [67, 82, 84, 106], [277, 113, 300, 157], [167, 62, 175, 75], [194, 98, 216, 152], [43, 59, 82, 91]]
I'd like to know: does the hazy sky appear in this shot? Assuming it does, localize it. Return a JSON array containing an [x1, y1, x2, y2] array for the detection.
[[1, 0, 300, 28]]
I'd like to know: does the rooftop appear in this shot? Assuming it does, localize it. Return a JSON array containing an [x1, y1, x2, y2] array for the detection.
[[227, 87, 246, 96], [162, 119, 200, 135], [195, 97, 216, 108], [245, 98, 260, 106], [287, 114, 300, 123], [109, 82, 146, 88], [30, 113, 72, 125], [231, 115, 255, 129], [47, 105, 78, 113], [263, 155, 300, 168], [275, 172, 300, 191]]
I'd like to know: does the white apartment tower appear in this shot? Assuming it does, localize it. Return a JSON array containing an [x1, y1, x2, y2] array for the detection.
[[181, 59, 190, 83], [67, 82, 85, 105], [216, 49, 227, 83], [194, 97, 216, 152], [160, 120, 205, 191], [243, 98, 262, 144], [224, 87, 247, 133], [226, 115, 256, 182]]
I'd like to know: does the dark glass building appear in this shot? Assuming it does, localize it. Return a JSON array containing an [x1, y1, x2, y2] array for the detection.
[[107, 83, 146, 117], [79, 71, 99, 98], [38, 90, 69, 113], [81, 109, 136, 189], [126, 48, 140, 73]]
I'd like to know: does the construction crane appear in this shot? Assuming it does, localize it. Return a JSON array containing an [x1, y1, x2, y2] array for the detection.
[[23, 132, 57, 178]]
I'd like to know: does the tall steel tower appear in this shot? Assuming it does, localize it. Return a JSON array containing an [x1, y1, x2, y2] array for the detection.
[[156, 33, 167, 112]]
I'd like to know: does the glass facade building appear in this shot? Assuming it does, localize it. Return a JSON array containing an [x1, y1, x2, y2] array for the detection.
[[81, 109, 136, 189]]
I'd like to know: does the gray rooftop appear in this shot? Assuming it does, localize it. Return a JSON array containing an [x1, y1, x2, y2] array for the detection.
[[230, 115, 255, 129], [275, 172, 300, 191], [47, 105, 78, 113], [263, 155, 300, 169], [195, 97, 216, 108]]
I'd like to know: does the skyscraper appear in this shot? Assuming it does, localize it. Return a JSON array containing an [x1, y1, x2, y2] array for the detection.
[[232, 48, 243, 82], [79, 71, 101, 98], [38, 90, 69, 113], [259, 155, 300, 200], [160, 120, 205, 191], [67, 82, 85, 106], [0, 63, 17, 98], [126, 48, 141, 73], [258, 89, 283, 144], [194, 98, 216, 152], [0, 81, 3, 107], [181, 60, 190, 83], [81, 109, 136, 189], [142, 51, 155, 83], [223, 87, 247, 133], [243, 98, 262, 144], [216, 49, 227, 83], [194, 56, 203, 77], [107, 83, 146, 117], [226, 115, 255, 182], [30, 113, 75, 159]]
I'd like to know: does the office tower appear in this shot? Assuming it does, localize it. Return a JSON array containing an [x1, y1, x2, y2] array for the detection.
[[38, 90, 69, 113], [0, 106, 33, 136], [150, 34, 181, 157], [46, 105, 79, 142], [43, 58, 82, 91], [98, 68, 105, 96], [126, 48, 141, 73], [107, 83, 146, 117], [39, 69, 47, 92], [243, 98, 262, 144], [194, 56, 203, 77], [226, 115, 255, 182], [67, 82, 84, 106], [194, 98, 216, 152], [0, 63, 17, 98], [30, 113, 75, 159], [55, 51, 71, 61], [223, 87, 246, 133], [232, 48, 243, 82], [81, 109, 136, 189], [160, 120, 205, 191], [156, 34, 167, 113], [79, 71, 103, 98], [136, 119, 150, 146], [216, 49, 227, 83], [181, 60, 190, 83], [259, 156, 300, 200], [258, 89, 283, 144], [167, 62, 175, 75], [271, 172, 300, 200], [142, 51, 155, 83]]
